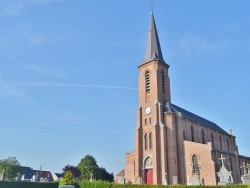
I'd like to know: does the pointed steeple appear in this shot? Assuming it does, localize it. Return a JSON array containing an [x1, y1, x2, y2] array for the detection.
[[142, 11, 165, 64]]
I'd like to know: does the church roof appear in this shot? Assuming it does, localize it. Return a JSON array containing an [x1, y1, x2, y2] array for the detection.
[[142, 12, 166, 65], [171, 104, 228, 135], [115, 169, 125, 177], [239, 155, 250, 160]]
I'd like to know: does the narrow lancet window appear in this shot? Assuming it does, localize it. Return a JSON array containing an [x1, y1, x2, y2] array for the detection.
[[230, 158, 233, 172], [227, 139, 230, 151], [144, 133, 148, 150], [211, 134, 214, 148], [133, 161, 135, 175], [149, 133, 152, 149], [201, 130, 205, 144], [191, 126, 194, 142], [219, 136, 223, 150]]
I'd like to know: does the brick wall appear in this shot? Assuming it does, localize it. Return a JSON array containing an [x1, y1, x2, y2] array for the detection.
[[184, 141, 216, 185], [125, 151, 135, 183]]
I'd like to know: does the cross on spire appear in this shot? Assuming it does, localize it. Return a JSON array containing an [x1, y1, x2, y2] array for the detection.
[[150, 0, 154, 11], [240, 161, 248, 175], [142, 11, 166, 65]]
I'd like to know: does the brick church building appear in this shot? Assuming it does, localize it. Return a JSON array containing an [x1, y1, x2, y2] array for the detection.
[[120, 12, 250, 185]]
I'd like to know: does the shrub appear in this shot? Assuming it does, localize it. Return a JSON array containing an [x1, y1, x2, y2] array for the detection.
[[60, 171, 75, 185]]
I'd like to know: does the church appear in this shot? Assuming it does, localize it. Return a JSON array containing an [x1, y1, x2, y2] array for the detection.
[[119, 12, 250, 185]]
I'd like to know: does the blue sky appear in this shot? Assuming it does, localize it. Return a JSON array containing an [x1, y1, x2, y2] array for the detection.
[[0, 0, 250, 175]]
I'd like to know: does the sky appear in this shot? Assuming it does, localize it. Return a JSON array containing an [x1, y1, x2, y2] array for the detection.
[[0, 0, 250, 176]]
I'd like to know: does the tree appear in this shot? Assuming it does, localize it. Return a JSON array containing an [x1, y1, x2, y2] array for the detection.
[[0, 157, 21, 180], [99, 167, 114, 182], [62, 165, 80, 179], [60, 171, 74, 185], [77, 155, 114, 182], [77, 155, 99, 180]]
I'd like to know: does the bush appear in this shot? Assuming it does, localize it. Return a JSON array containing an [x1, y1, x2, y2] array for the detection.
[[0, 181, 248, 188], [77, 180, 112, 188], [76, 180, 249, 188], [60, 171, 75, 185]]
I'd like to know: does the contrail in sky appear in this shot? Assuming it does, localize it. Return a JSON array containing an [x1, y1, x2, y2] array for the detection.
[[15, 81, 138, 90]]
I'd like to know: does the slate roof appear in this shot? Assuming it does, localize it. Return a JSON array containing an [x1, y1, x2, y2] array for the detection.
[[32, 170, 53, 182], [54, 173, 63, 179], [21, 166, 33, 180], [142, 11, 166, 65], [171, 104, 229, 135], [239, 155, 250, 160]]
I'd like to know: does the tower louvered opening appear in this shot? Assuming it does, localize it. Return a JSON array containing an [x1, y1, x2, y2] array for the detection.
[[161, 70, 165, 94], [145, 71, 150, 93]]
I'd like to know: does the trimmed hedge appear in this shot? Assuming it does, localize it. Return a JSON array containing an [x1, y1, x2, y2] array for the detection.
[[0, 181, 249, 188], [76, 180, 249, 188], [0, 181, 59, 188]]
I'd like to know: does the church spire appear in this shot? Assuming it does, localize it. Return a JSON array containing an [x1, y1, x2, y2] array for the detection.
[[142, 11, 165, 64]]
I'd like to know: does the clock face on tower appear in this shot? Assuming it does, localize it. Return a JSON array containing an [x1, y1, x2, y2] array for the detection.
[[145, 107, 151, 114]]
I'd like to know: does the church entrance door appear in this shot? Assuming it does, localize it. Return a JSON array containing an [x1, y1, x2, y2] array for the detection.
[[145, 169, 153, 184]]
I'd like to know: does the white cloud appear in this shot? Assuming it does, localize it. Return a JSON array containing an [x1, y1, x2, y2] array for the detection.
[[22, 30, 43, 45], [0, 0, 26, 16], [27, 110, 95, 127], [0, 77, 29, 100], [0, 0, 63, 16], [179, 34, 228, 54], [0, 36, 10, 49], [0, 27, 43, 51], [27, 64, 65, 78], [16, 81, 138, 90], [0, 78, 136, 101], [32, 0, 63, 5]]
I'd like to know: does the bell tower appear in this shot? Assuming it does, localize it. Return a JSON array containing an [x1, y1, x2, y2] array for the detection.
[[133, 11, 176, 185], [139, 11, 171, 106]]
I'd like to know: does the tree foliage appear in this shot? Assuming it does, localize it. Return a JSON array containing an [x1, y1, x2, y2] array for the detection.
[[99, 166, 114, 182], [60, 171, 75, 185], [77, 154, 114, 182], [0, 157, 21, 180], [62, 165, 80, 179], [77, 155, 99, 180]]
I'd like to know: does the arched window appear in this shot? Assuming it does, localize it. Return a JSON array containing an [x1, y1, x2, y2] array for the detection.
[[211, 134, 214, 148], [201, 130, 205, 144], [191, 126, 194, 142], [192, 155, 199, 174], [149, 133, 152, 149], [145, 71, 150, 93], [161, 70, 165, 94], [183, 131, 186, 140], [144, 133, 148, 150]]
